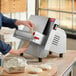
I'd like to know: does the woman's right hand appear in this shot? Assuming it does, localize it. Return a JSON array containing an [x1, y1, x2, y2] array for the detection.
[[9, 48, 28, 55]]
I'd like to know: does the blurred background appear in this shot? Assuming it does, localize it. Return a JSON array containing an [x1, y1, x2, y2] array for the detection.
[[0, 0, 76, 50]]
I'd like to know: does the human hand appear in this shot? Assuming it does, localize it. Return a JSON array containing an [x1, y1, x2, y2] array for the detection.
[[22, 21, 34, 31], [9, 48, 28, 55], [15, 20, 34, 31]]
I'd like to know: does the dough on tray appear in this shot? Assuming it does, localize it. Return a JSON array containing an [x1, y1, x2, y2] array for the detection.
[[39, 64, 52, 70], [28, 66, 43, 74]]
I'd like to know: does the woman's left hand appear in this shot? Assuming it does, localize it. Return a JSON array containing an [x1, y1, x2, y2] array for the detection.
[[9, 48, 28, 55]]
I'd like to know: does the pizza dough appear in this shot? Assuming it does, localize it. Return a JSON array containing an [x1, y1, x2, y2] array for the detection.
[[39, 64, 52, 70], [28, 66, 43, 74]]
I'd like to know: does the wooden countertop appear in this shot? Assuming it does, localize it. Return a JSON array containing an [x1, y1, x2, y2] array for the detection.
[[23, 50, 76, 76], [1, 50, 76, 76], [0, 66, 57, 76]]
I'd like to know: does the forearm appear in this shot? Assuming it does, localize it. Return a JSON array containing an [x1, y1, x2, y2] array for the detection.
[[15, 20, 24, 26], [1, 13, 34, 30], [2, 14, 18, 29]]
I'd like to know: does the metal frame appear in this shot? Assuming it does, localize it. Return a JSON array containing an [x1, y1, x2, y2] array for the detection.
[[36, 0, 76, 33], [36, 0, 76, 14], [35, 0, 39, 15], [38, 8, 76, 14]]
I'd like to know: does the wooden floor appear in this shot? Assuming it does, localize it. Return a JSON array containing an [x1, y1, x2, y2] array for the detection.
[[67, 38, 76, 50]]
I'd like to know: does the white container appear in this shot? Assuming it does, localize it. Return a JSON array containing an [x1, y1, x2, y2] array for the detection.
[[3, 56, 27, 73]]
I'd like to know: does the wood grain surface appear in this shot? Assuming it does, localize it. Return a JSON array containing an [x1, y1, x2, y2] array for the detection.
[[0, 66, 57, 76], [1, 50, 76, 76]]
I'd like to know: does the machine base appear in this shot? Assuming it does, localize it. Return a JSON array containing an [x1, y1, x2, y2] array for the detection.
[[38, 58, 42, 62], [20, 53, 63, 62], [59, 53, 63, 58], [49, 51, 52, 54], [20, 53, 43, 62], [20, 53, 24, 56], [49, 52, 63, 58]]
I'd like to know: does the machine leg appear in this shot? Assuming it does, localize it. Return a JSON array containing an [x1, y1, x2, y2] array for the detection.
[[38, 58, 42, 62], [20, 53, 23, 56], [59, 53, 63, 58], [49, 51, 52, 54]]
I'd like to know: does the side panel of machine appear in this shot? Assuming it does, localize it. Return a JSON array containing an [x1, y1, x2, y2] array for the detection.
[[45, 28, 66, 53]]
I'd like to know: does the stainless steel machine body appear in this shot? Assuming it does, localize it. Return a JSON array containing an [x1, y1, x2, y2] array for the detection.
[[14, 15, 66, 62]]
